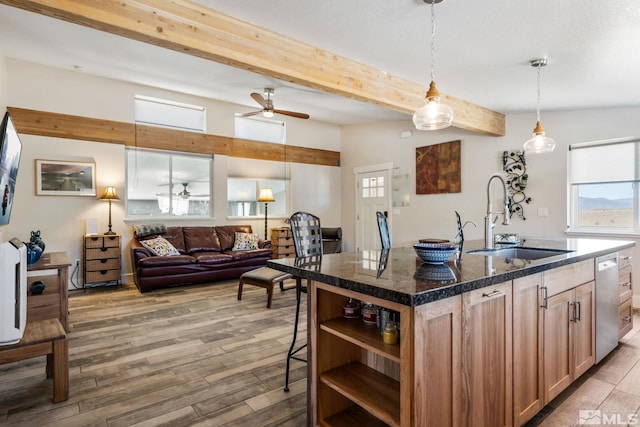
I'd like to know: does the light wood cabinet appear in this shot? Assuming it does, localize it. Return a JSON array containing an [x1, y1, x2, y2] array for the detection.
[[83, 234, 121, 287], [542, 281, 595, 404], [308, 253, 610, 427], [618, 247, 633, 338], [512, 274, 544, 426], [311, 282, 412, 426], [461, 281, 512, 427]]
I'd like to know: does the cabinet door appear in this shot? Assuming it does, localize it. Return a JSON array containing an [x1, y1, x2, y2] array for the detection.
[[414, 295, 461, 427], [512, 274, 543, 426], [462, 281, 512, 427], [543, 289, 573, 403], [573, 281, 595, 379]]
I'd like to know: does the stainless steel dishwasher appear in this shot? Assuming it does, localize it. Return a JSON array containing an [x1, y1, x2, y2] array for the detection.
[[596, 252, 619, 363]]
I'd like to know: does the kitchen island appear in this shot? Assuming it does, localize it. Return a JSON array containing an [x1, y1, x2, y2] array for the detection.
[[267, 237, 634, 427]]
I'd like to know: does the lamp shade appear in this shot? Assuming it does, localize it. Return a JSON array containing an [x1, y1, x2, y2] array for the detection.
[[99, 186, 120, 201], [413, 83, 455, 130], [523, 121, 556, 154], [257, 187, 275, 203]]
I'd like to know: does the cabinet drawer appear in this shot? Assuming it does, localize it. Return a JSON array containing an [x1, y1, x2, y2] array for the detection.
[[272, 236, 294, 246], [618, 265, 633, 304], [271, 228, 292, 239], [273, 245, 296, 255], [543, 259, 595, 297], [85, 235, 120, 248], [86, 258, 120, 271], [86, 247, 120, 259], [618, 247, 634, 269], [86, 269, 120, 283], [618, 298, 633, 340]]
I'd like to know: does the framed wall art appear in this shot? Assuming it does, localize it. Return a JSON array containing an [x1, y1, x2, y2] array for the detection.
[[35, 159, 97, 196], [416, 140, 461, 194]]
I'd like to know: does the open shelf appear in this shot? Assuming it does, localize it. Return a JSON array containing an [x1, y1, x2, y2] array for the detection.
[[321, 405, 391, 427], [320, 317, 400, 362], [320, 362, 400, 427]]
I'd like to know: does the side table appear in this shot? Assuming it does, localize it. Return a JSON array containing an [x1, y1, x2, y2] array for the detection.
[[27, 251, 71, 331]]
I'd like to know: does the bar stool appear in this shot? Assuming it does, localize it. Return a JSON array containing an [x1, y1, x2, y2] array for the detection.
[[284, 211, 323, 392]]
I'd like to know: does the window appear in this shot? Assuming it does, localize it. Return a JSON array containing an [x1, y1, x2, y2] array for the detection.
[[228, 116, 289, 219], [127, 96, 210, 218], [127, 149, 211, 217], [568, 137, 640, 232], [227, 177, 287, 218], [362, 176, 385, 198], [135, 95, 206, 132]]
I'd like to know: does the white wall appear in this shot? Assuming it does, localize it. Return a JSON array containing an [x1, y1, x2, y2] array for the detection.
[[3, 58, 342, 287], [341, 106, 640, 306]]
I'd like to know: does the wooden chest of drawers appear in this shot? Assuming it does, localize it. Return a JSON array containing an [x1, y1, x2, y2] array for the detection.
[[271, 227, 295, 259], [83, 234, 121, 287]]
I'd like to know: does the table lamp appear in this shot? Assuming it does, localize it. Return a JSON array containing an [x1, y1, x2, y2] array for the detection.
[[257, 187, 275, 239], [98, 186, 119, 235]]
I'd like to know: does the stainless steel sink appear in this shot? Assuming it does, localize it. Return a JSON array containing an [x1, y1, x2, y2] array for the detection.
[[466, 246, 574, 260]]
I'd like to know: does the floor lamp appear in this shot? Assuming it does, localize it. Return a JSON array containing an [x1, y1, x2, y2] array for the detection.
[[99, 186, 119, 235], [257, 187, 275, 239]]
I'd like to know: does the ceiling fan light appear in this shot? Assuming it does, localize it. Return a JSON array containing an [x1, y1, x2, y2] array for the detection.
[[524, 121, 556, 153], [262, 110, 274, 118]]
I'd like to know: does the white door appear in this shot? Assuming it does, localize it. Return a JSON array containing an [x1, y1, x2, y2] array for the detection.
[[355, 167, 391, 252]]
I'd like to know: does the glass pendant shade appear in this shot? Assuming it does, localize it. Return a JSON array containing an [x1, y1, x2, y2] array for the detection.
[[524, 121, 556, 154], [413, 81, 454, 130]]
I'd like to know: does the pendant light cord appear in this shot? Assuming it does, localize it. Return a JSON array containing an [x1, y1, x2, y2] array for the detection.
[[430, 0, 437, 83], [536, 65, 542, 123]]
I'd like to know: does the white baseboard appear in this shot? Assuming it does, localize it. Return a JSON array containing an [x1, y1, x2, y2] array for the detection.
[[634, 295, 640, 309]]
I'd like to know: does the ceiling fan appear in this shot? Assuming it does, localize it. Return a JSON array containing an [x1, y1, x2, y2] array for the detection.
[[239, 88, 310, 120], [157, 182, 208, 199]]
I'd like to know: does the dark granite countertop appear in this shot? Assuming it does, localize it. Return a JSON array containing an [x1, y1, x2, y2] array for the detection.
[[266, 237, 634, 307]]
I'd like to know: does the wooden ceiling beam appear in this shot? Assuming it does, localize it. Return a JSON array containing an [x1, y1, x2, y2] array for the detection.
[[8, 107, 340, 166], [1, 0, 505, 136]]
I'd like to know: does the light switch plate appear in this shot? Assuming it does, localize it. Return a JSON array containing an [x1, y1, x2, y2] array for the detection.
[[537, 207, 549, 217]]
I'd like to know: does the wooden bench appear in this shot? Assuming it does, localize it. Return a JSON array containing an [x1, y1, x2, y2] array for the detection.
[[0, 319, 68, 403]]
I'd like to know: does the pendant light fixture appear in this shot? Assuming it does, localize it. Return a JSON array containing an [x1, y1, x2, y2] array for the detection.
[[523, 58, 556, 153], [413, 0, 454, 131]]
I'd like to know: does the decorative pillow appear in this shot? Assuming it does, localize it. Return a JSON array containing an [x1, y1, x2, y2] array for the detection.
[[141, 236, 181, 256], [133, 223, 167, 238], [232, 232, 260, 251]]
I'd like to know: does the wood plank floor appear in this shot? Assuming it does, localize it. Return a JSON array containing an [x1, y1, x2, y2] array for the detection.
[[0, 279, 639, 426]]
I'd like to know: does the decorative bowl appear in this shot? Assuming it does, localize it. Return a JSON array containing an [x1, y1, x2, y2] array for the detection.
[[413, 242, 457, 264]]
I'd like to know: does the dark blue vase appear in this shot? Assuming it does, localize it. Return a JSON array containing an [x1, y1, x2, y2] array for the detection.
[[26, 243, 43, 265]]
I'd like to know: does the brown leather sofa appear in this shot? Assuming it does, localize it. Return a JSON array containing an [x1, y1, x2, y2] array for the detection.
[[131, 225, 272, 292]]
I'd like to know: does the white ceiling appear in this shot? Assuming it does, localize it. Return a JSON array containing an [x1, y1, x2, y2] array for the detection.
[[0, 1, 639, 126]]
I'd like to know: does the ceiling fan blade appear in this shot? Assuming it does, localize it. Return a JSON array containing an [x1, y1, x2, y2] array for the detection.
[[273, 109, 310, 119], [238, 110, 263, 118], [250, 92, 268, 109]]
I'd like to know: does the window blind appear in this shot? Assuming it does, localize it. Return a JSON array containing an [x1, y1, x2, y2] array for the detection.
[[569, 137, 640, 184]]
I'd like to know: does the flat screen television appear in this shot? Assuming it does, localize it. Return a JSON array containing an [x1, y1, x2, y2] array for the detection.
[[0, 111, 22, 225]]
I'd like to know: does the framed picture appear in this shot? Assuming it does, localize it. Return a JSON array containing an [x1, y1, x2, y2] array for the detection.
[[35, 159, 97, 196]]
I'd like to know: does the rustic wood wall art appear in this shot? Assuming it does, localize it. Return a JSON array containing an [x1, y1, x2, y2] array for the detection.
[[416, 140, 461, 194]]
